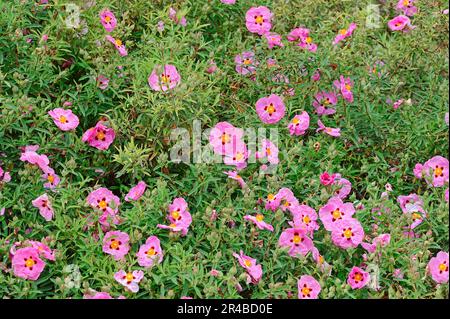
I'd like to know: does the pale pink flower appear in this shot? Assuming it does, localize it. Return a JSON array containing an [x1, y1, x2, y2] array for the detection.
[[245, 6, 272, 35], [333, 174, 352, 199], [105, 35, 127, 56], [427, 251, 449, 284], [232, 250, 263, 284], [209, 122, 244, 156], [19, 145, 50, 171], [278, 227, 314, 257], [114, 270, 144, 293], [361, 234, 391, 253], [313, 91, 338, 116], [264, 32, 283, 49], [102, 231, 130, 261], [235, 51, 259, 75], [224, 171, 247, 189], [41, 166, 60, 189], [136, 236, 163, 268], [347, 266, 370, 289], [255, 139, 279, 165], [331, 218, 364, 249], [388, 15, 415, 32], [291, 205, 319, 236], [287, 27, 317, 52], [157, 197, 192, 236], [319, 197, 355, 231], [11, 247, 46, 281], [244, 213, 274, 231], [320, 171, 336, 186], [148, 64, 181, 91], [27, 240, 55, 261], [82, 121, 115, 150], [125, 181, 147, 202], [99, 9, 117, 32], [48, 108, 79, 131], [223, 141, 249, 170], [332, 23, 357, 45], [413, 156, 449, 187], [316, 119, 341, 137], [97, 75, 109, 90], [333, 76, 354, 103], [32, 194, 54, 221], [297, 275, 321, 299], [288, 111, 310, 136], [396, 0, 417, 16], [255, 94, 285, 124]]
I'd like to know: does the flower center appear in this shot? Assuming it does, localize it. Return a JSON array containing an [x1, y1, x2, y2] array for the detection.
[[98, 200, 108, 209], [47, 174, 55, 183], [354, 272, 363, 282], [110, 239, 120, 250], [301, 286, 311, 296], [326, 127, 333, 133], [412, 212, 421, 221], [266, 147, 272, 156], [395, 22, 402, 27], [235, 152, 244, 161], [171, 210, 180, 219], [403, 0, 410, 5], [96, 131, 106, 141], [169, 223, 177, 228], [126, 273, 134, 282], [266, 104, 276, 115], [332, 209, 342, 220], [323, 98, 330, 105], [244, 259, 252, 267], [104, 16, 111, 23], [267, 193, 275, 201], [59, 115, 67, 123], [221, 133, 230, 144], [343, 228, 353, 239], [318, 255, 324, 264], [256, 214, 264, 222], [434, 166, 444, 177], [439, 263, 447, 271], [255, 15, 264, 24], [161, 74, 170, 84], [243, 59, 252, 65], [293, 234, 302, 244], [303, 215, 311, 224], [339, 29, 347, 35], [305, 37, 313, 44], [292, 117, 300, 125], [345, 84, 352, 91], [115, 39, 122, 46], [147, 247, 156, 256], [25, 258, 35, 268]]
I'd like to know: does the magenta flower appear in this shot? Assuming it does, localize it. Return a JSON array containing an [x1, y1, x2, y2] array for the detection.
[[244, 213, 274, 231], [148, 64, 181, 91], [313, 91, 338, 115], [235, 51, 259, 75], [278, 227, 314, 257], [105, 35, 127, 56], [255, 139, 279, 165], [223, 141, 248, 170], [291, 205, 319, 236], [264, 32, 283, 49], [413, 156, 449, 187], [333, 174, 352, 199], [332, 23, 357, 45], [255, 94, 285, 124], [245, 6, 272, 35], [396, 0, 417, 16], [287, 27, 317, 52], [99, 9, 117, 32], [232, 250, 263, 284], [347, 266, 370, 289], [11, 247, 46, 281], [317, 119, 341, 137], [114, 270, 144, 293], [82, 121, 115, 150], [297, 275, 321, 299], [224, 171, 247, 189], [41, 166, 60, 189], [157, 197, 192, 236], [97, 75, 109, 90], [48, 108, 79, 131], [136, 236, 163, 268], [288, 111, 310, 136], [428, 251, 449, 284], [209, 122, 244, 156], [388, 15, 415, 32], [331, 218, 364, 249], [320, 171, 337, 186], [361, 234, 391, 253], [19, 145, 50, 171], [32, 194, 54, 221], [125, 181, 147, 202], [102, 231, 130, 261], [319, 196, 355, 231], [333, 76, 354, 103]]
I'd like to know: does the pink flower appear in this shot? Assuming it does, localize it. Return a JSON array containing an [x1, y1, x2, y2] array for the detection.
[[148, 64, 181, 91], [427, 251, 449, 284], [224, 171, 247, 189], [168, 7, 187, 26], [223, 141, 249, 170], [347, 266, 370, 289], [332, 23, 357, 45], [221, 0, 236, 4], [361, 234, 391, 253], [320, 171, 336, 186], [445, 188, 449, 202], [87, 187, 121, 228], [265, 192, 281, 211], [102, 231, 130, 261], [445, 112, 449, 126], [333, 76, 354, 103], [313, 91, 338, 115], [235, 51, 259, 75], [333, 174, 352, 199], [393, 269, 404, 279], [209, 122, 244, 156], [311, 69, 321, 81], [82, 121, 116, 150], [32, 194, 54, 221], [84, 292, 125, 299], [388, 15, 415, 32], [255, 139, 279, 165], [291, 205, 319, 236], [255, 94, 285, 124], [288, 111, 310, 136], [297, 275, 321, 299], [0, 166, 11, 183], [413, 156, 449, 187], [125, 181, 147, 202], [316, 119, 341, 137], [264, 32, 283, 49], [157, 20, 165, 32], [397, 194, 427, 228], [114, 270, 144, 293], [393, 99, 404, 110], [319, 197, 355, 231], [244, 213, 274, 231], [287, 27, 317, 52], [136, 236, 163, 268], [99, 9, 117, 32], [48, 108, 79, 131], [11, 247, 46, 280], [157, 197, 192, 236], [27, 240, 55, 261], [396, 0, 417, 16], [331, 218, 364, 249], [105, 35, 127, 56], [232, 250, 263, 284], [206, 60, 218, 74], [19, 145, 50, 171], [278, 227, 314, 257], [276, 188, 299, 214], [97, 75, 109, 90], [0, 208, 4, 216], [41, 166, 60, 189], [245, 6, 272, 36]]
